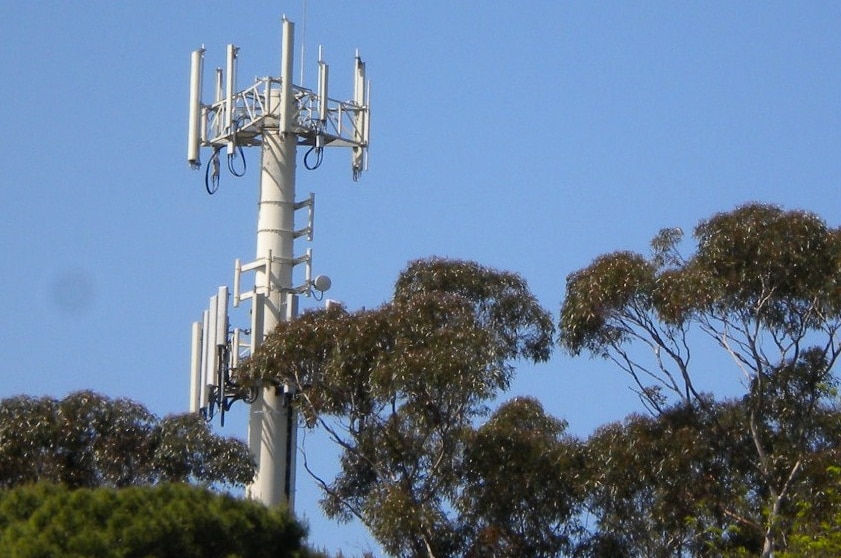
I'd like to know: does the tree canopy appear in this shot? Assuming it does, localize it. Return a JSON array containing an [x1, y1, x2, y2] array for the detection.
[[0, 391, 255, 490], [459, 397, 583, 557], [230, 232, 841, 557], [0, 482, 313, 558], [20, 205, 830, 557], [559, 203, 841, 557], [237, 258, 563, 557]]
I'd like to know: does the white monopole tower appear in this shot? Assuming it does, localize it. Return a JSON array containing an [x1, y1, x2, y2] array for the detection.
[[185, 18, 370, 510]]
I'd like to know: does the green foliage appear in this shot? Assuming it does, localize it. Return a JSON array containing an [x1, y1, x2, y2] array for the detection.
[[581, 400, 760, 556], [559, 251, 657, 356], [692, 204, 840, 316], [0, 391, 255, 490], [558, 203, 841, 557], [780, 466, 841, 558], [393, 258, 555, 363], [152, 412, 256, 486], [561, 203, 841, 359], [237, 258, 558, 557], [459, 397, 583, 557], [578, 396, 841, 558], [0, 482, 310, 558]]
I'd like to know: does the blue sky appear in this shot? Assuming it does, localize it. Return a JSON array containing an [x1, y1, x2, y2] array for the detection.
[[2, 2, 841, 555]]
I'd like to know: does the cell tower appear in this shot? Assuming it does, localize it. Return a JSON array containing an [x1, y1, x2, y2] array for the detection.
[[185, 18, 370, 511]]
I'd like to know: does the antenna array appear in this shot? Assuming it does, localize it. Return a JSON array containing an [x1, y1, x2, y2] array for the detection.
[[185, 18, 370, 511], [187, 35, 370, 181]]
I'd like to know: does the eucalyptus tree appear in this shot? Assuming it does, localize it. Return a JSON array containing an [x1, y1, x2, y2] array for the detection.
[[580, 399, 767, 557], [237, 258, 559, 557], [459, 396, 584, 557], [559, 203, 841, 557], [0, 391, 255, 489]]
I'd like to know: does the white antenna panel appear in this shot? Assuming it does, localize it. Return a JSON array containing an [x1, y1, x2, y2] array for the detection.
[[192, 287, 230, 415], [215, 67, 224, 104], [318, 46, 329, 122], [353, 54, 365, 106], [352, 53, 368, 176], [205, 294, 219, 388], [187, 48, 205, 169], [189, 320, 203, 413], [231, 328, 242, 368], [199, 309, 211, 409], [215, 285, 229, 346], [225, 44, 238, 154]]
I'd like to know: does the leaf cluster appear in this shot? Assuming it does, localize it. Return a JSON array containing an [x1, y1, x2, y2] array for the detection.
[[579, 393, 841, 558], [582, 400, 756, 556], [558, 203, 841, 557], [236, 258, 560, 557], [238, 258, 554, 413], [0, 391, 255, 490], [693, 204, 841, 318], [0, 482, 310, 558], [459, 397, 584, 557], [781, 466, 841, 557], [561, 203, 841, 356]]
